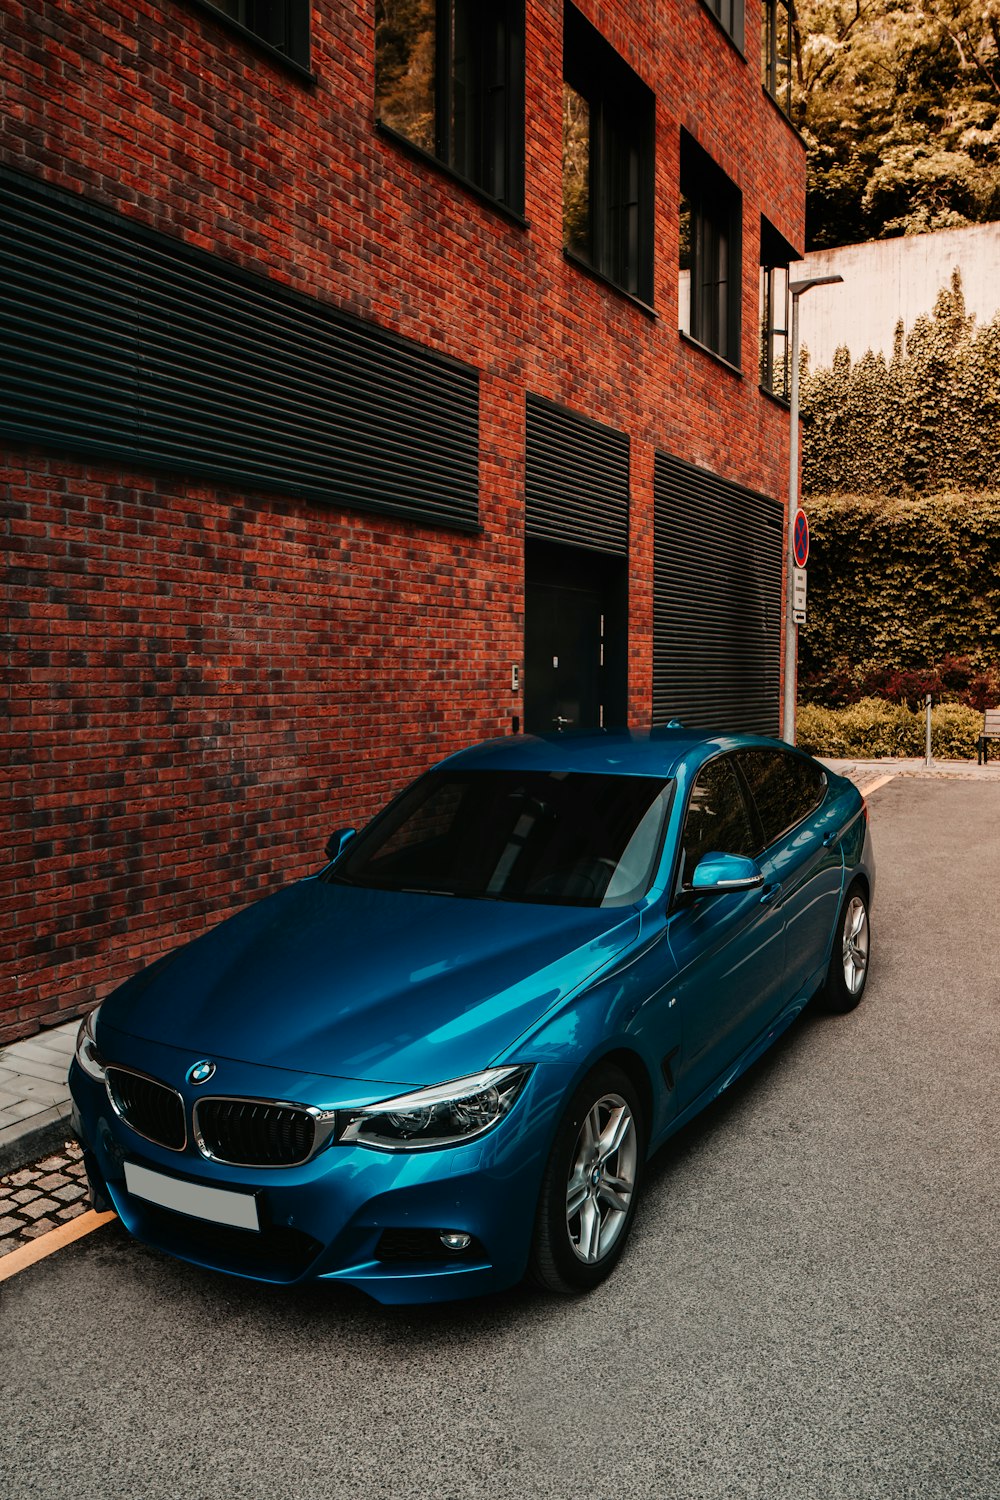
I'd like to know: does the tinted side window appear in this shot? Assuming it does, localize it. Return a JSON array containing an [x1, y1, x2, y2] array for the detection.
[[736, 750, 826, 848], [679, 756, 755, 887]]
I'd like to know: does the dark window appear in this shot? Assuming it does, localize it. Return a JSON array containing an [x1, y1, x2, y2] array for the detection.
[[678, 757, 756, 889], [374, 0, 525, 212], [562, 3, 654, 304], [702, 0, 744, 51], [328, 769, 672, 907], [761, 0, 792, 115], [205, 0, 310, 67], [735, 750, 827, 849], [759, 218, 797, 399], [679, 132, 742, 366]]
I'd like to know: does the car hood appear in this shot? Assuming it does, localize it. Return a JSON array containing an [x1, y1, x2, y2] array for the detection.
[[100, 878, 640, 1086]]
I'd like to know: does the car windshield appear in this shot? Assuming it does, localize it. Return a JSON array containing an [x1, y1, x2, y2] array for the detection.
[[325, 769, 673, 907]]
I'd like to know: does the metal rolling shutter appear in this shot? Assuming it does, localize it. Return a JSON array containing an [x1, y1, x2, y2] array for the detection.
[[525, 395, 629, 555], [0, 169, 479, 530], [653, 451, 783, 732]]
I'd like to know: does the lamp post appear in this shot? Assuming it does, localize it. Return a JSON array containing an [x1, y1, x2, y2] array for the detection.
[[782, 273, 844, 745]]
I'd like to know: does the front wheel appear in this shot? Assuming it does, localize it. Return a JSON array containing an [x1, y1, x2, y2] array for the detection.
[[822, 881, 871, 1013], [529, 1063, 644, 1294]]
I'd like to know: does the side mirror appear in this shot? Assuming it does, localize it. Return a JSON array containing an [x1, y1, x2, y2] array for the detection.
[[691, 852, 764, 893], [324, 826, 357, 863]]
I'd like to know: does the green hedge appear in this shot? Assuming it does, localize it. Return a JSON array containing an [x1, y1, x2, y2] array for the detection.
[[798, 491, 1000, 687], [797, 698, 984, 759]]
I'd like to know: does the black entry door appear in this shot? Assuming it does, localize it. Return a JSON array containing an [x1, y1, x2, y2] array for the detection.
[[525, 581, 604, 732], [524, 541, 627, 734]]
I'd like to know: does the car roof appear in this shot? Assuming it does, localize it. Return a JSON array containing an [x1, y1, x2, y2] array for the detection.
[[438, 728, 800, 780]]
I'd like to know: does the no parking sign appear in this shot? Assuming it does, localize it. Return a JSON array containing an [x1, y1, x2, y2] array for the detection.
[[793, 507, 809, 568], [792, 508, 808, 624]]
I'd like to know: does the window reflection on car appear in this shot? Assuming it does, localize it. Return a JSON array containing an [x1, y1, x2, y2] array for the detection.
[[325, 770, 673, 907]]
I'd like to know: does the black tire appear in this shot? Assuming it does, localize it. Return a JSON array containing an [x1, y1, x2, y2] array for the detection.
[[822, 880, 871, 1013], [529, 1062, 644, 1295]]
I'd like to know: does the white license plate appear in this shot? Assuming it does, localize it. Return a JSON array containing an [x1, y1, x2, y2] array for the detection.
[[124, 1161, 260, 1233]]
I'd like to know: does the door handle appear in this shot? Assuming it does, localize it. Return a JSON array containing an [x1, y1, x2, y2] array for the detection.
[[759, 881, 782, 906], [822, 831, 839, 848]]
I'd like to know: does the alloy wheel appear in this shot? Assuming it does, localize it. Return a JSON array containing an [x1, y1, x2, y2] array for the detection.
[[842, 894, 869, 995], [565, 1092, 638, 1264]]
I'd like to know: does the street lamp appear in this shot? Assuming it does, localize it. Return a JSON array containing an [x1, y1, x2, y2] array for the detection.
[[782, 273, 844, 745]]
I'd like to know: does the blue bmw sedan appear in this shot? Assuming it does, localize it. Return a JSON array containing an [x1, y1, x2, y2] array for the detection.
[[70, 729, 874, 1303]]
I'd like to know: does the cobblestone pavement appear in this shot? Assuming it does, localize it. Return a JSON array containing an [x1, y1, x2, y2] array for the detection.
[[0, 1140, 90, 1258]]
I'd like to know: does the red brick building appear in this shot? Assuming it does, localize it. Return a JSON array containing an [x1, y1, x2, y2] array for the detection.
[[1, 0, 804, 1042]]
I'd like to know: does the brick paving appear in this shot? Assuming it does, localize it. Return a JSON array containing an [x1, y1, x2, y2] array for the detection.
[[0, 1140, 91, 1258]]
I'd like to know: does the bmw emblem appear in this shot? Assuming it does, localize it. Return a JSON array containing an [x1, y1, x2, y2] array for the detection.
[[188, 1059, 216, 1086]]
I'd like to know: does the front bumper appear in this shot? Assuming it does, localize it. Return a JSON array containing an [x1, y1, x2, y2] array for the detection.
[[69, 1049, 557, 1305]]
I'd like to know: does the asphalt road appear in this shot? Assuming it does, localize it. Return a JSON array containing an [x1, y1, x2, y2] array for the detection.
[[2, 779, 998, 1500]]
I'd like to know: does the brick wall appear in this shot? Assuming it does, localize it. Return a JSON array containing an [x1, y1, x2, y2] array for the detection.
[[0, 0, 804, 1040]]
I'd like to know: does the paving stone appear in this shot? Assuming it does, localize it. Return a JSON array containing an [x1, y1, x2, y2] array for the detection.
[[0, 1215, 21, 1236], [21, 1197, 58, 1220], [3, 1170, 35, 1187], [22, 1218, 57, 1238], [6, 1056, 68, 1085], [0, 1100, 45, 1122], [35, 1172, 68, 1191], [61, 1201, 88, 1221], [53, 1182, 85, 1203], [18, 1076, 71, 1103], [12, 1188, 40, 1205], [36, 1155, 70, 1172]]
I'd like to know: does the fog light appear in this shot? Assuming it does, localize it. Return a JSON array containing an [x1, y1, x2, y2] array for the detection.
[[439, 1231, 472, 1252]]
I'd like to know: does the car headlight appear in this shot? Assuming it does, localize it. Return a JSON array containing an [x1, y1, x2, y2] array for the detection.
[[74, 1007, 106, 1083], [338, 1066, 531, 1152]]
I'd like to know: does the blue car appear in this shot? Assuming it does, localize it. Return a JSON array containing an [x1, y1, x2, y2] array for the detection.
[[70, 729, 874, 1304]]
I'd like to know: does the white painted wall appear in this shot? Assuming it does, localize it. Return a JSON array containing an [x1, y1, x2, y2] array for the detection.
[[797, 222, 1000, 370]]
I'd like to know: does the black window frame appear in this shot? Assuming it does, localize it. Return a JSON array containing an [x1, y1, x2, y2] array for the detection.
[[374, 0, 526, 216], [759, 217, 798, 401], [701, 0, 745, 53], [562, 2, 655, 308], [761, 0, 793, 116], [679, 131, 743, 369], [195, 0, 311, 72]]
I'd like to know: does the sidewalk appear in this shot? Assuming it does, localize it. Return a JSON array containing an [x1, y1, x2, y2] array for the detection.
[[821, 754, 1000, 796], [3, 751, 1000, 1185], [0, 1019, 80, 1176]]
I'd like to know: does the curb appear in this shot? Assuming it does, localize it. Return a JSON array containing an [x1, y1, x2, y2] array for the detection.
[[0, 1110, 75, 1178]]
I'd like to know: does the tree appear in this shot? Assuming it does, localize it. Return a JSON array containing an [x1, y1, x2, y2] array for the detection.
[[793, 0, 1000, 247]]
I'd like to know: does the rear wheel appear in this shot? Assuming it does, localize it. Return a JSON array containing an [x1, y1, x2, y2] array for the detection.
[[529, 1063, 644, 1294], [822, 881, 871, 1013]]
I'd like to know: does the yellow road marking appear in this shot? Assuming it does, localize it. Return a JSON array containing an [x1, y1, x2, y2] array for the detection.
[[0, 1210, 115, 1283], [864, 773, 898, 795]]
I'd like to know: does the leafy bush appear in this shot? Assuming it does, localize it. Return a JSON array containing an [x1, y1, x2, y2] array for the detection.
[[797, 493, 1000, 693], [800, 655, 1000, 712], [797, 698, 984, 759]]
